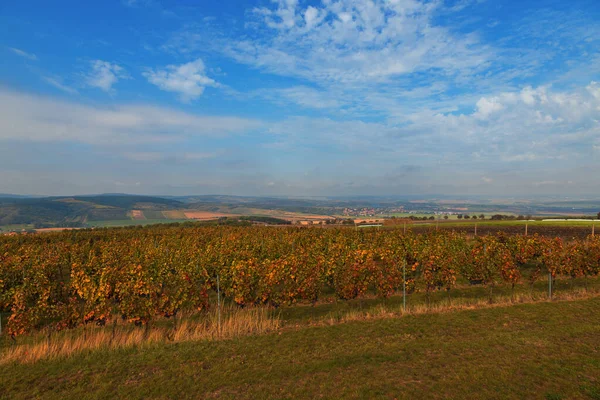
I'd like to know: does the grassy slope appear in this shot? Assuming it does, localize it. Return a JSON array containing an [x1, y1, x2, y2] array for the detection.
[[84, 219, 189, 228], [2, 297, 599, 400]]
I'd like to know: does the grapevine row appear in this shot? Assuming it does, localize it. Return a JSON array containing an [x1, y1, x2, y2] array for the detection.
[[1, 226, 599, 336]]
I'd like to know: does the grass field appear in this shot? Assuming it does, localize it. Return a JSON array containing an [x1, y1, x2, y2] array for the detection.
[[141, 210, 167, 220], [399, 219, 599, 239], [84, 219, 189, 228], [1, 297, 599, 399], [385, 212, 513, 219], [0, 224, 34, 232], [1, 276, 600, 399]]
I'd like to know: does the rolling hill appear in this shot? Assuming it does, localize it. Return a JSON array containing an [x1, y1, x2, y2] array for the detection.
[[0, 195, 184, 228]]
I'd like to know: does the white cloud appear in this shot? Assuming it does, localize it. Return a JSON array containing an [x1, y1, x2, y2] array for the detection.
[[587, 81, 600, 101], [2, 79, 599, 195], [42, 76, 78, 95], [304, 6, 319, 28], [122, 151, 217, 162], [0, 88, 262, 145], [475, 97, 504, 118], [220, 0, 489, 85], [502, 153, 538, 162], [86, 60, 127, 92], [253, 0, 299, 30], [255, 86, 343, 110], [143, 58, 218, 102], [8, 47, 37, 61]]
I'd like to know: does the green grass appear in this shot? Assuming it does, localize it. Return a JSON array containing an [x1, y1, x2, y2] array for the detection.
[[84, 219, 189, 228], [386, 212, 507, 220], [2, 293, 600, 399], [141, 210, 167, 220], [415, 219, 599, 227], [0, 224, 34, 232]]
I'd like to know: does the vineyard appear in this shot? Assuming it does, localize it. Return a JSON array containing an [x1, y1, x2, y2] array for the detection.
[[1, 226, 600, 338]]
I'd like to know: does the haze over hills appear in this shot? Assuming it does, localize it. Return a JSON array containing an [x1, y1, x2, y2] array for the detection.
[[1, 193, 599, 230]]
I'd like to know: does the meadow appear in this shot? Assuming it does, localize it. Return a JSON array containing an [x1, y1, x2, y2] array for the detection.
[[1, 225, 600, 398], [1, 293, 599, 399]]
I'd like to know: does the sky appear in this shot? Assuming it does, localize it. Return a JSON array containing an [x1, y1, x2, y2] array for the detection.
[[1, 0, 600, 197]]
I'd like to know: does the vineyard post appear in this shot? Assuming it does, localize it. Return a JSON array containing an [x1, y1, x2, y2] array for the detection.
[[525, 223, 528, 236], [402, 261, 406, 313], [217, 274, 221, 335], [403, 223, 406, 234], [593, 224, 595, 237], [474, 223, 477, 236], [548, 273, 552, 300]]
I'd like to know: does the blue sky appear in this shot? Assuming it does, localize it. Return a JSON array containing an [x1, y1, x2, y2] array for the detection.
[[1, 0, 599, 197]]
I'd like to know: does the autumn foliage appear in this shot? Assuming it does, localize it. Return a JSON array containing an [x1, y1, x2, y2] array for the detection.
[[1, 226, 599, 336]]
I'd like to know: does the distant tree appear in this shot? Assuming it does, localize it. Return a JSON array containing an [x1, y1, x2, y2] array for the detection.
[[444, 215, 449, 220], [597, 211, 600, 219], [517, 215, 524, 220], [457, 214, 463, 219], [472, 215, 478, 220], [526, 215, 532, 220], [479, 214, 485, 220], [429, 216, 435, 220], [464, 215, 471, 219]]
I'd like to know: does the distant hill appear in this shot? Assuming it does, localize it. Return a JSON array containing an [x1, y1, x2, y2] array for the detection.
[[0, 195, 183, 228], [0, 193, 41, 199], [2, 193, 599, 230]]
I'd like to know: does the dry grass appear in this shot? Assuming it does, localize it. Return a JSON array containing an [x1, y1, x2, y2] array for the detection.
[[130, 210, 146, 220], [319, 287, 600, 326], [1, 306, 280, 364], [162, 210, 187, 219], [183, 211, 233, 220], [3, 285, 600, 365]]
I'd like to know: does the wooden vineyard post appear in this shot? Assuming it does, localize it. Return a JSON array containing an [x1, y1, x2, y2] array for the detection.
[[217, 274, 221, 336], [593, 224, 595, 237], [404, 222, 406, 234], [525, 223, 528, 236], [474, 223, 477, 236], [403, 261, 407, 313]]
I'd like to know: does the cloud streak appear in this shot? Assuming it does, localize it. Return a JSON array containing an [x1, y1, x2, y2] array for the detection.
[[0, 88, 262, 145], [8, 47, 37, 61]]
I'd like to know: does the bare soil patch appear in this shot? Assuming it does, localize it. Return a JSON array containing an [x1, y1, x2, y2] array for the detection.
[[183, 211, 233, 220], [131, 210, 146, 220]]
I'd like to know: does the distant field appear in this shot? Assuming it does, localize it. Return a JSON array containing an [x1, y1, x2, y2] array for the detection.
[[141, 210, 167, 219], [86, 208, 128, 221], [0, 224, 34, 232], [408, 219, 599, 239], [183, 211, 233, 220], [385, 212, 517, 219], [163, 210, 187, 219], [130, 210, 146, 220], [84, 219, 188, 228]]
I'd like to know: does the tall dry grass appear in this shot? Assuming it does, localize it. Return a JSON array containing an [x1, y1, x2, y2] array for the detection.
[[2, 285, 600, 364], [320, 286, 600, 326], [0, 305, 280, 364]]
